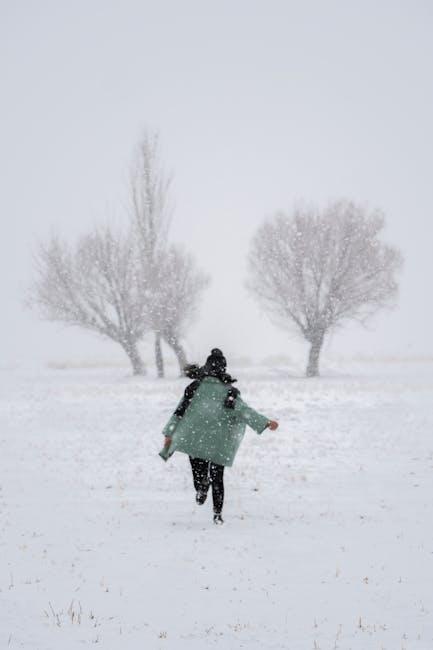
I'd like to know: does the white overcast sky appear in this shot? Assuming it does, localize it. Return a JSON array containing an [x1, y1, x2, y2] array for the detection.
[[1, 0, 432, 368]]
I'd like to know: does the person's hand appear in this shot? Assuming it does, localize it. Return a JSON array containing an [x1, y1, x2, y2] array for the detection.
[[268, 420, 279, 431], [164, 436, 172, 447]]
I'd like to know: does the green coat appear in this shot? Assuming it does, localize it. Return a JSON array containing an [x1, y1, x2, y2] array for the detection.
[[159, 376, 270, 467]]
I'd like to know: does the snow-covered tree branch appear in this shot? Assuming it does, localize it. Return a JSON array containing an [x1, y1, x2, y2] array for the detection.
[[128, 131, 209, 376], [29, 130, 210, 376], [129, 131, 172, 268], [30, 227, 149, 374], [152, 246, 210, 375], [247, 200, 403, 376]]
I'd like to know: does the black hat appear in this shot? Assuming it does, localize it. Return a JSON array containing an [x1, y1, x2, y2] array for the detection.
[[205, 348, 227, 372]]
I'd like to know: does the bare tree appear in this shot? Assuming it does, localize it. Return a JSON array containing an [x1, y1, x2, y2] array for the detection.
[[29, 227, 149, 375], [129, 131, 209, 377], [247, 200, 403, 377], [153, 246, 210, 375], [129, 131, 172, 377], [30, 131, 210, 377]]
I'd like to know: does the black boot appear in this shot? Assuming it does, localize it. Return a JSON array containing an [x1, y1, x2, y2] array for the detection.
[[213, 513, 224, 525], [196, 479, 210, 505]]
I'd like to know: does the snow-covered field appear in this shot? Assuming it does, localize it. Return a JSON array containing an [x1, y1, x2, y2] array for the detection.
[[1, 361, 433, 649]]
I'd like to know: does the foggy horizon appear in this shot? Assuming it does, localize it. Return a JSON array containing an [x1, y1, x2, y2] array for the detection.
[[2, 0, 432, 369]]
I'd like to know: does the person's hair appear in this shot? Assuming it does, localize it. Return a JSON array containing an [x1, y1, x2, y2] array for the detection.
[[183, 364, 201, 379], [184, 349, 237, 384]]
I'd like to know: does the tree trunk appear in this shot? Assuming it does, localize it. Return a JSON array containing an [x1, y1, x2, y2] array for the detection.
[[122, 339, 146, 375], [154, 331, 164, 378], [163, 331, 187, 375], [306, 333, 324, 377]]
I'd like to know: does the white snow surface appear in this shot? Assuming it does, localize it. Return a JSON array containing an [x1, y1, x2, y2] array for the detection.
[[1, 361, 433, 649]]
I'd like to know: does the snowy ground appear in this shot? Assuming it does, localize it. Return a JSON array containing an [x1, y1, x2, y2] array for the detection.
[[1, 360, 433, 649]]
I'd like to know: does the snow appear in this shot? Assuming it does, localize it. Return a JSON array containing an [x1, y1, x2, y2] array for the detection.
[[1, 361, 433, 649]]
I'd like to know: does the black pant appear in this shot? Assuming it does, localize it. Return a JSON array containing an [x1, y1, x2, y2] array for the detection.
[[189, 456, 225, 514]]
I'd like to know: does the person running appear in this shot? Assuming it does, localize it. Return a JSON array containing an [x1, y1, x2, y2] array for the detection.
[[159, 348, 279, 524]]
